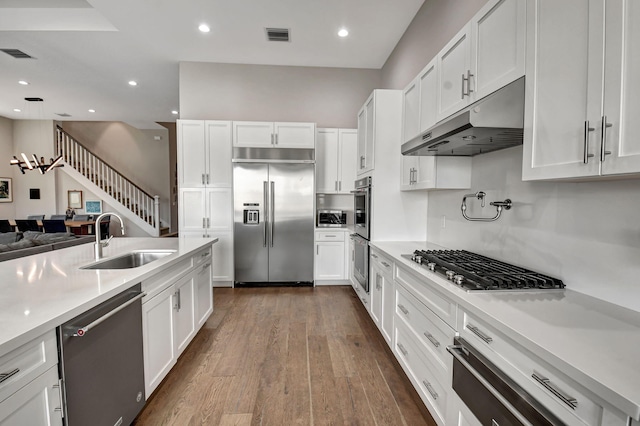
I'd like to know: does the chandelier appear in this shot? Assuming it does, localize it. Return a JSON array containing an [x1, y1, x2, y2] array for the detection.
[[10, 154, 64, 174]]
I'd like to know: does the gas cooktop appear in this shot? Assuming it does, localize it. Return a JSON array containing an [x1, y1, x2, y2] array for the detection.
[[402, 249, 565, 292]]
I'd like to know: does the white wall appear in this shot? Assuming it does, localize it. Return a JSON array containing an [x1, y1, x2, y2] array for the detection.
[[179, 62, 381, 128], [427, 146, 640, 312], [0, 117, 15, 219]]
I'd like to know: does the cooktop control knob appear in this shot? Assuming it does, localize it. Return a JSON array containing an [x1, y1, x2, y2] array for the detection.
[[453, 275, 465, 285], [427, 262, 436, 272], [445, 270, 456, 280], [414, 255, 423, 264]]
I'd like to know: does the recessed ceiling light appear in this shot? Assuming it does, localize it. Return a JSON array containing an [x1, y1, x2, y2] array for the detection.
[[198, 24, 210, 33], [18, 80, 29, 85], [128, 80, 138, 86], [171, 110, 179, 115], [338, 28, 349, 37], [13, 108, 21, 112], [88, 109, 96, 113]]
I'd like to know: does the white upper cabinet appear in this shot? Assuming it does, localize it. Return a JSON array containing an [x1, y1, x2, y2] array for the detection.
[[316, 128, 357, 194], [178, 120, 232, 188], [402, 77, 420, 144], [522, 0, 607, 180], [357, 107, 368, 174], [232, 121, 315, 148], [419, 59, 439, 133], [437, 24, 472, 122]]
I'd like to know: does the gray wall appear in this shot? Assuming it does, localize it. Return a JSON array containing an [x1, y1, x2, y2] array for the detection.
[[0, 117, 15, 219], [179, 62, 381, 128]]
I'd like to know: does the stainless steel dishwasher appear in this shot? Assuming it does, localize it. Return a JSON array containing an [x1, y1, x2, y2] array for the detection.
[[57, 284, 146, 426]]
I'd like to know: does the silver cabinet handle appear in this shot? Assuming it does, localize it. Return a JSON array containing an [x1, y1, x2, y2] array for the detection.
[[361, 297, 367, 305], [422, 380, 439, 400], [174, 289, 182, 311], [275, 134, 278, 145], [423, 332, 440, 348], [461, 73, 466, 99], [202, 217, 206, 228], [397, 343, 408, 356], [583, 121, 595, 164], [263, 181, 268, 247], [381, 261, 390, 268], [600, 116, 613, 162], [335, 181, 338, 191], [53, 379, 64, 414], [371, 253, 378, 259], [206, 174, 210, 184], [316, 245, 319, 255], [467, 324, 493, 343], [462, 70, 474, 97], [73, 292, 146, 337], [202, 251, 210, 257], [0, 368, 19, 384], [532, 372, 577, 409], [324, 235, 337, 238], [270, 134, 274, 145], [339, 181, 342, 191], [202, 173, 205, 185], [360, 156, 365, 169], [376, 273, 381, 290], [202, 262, 211, 271], [398, 304, 409, 315], [270, 181, 275, 247], [207, 217, 210, 228]]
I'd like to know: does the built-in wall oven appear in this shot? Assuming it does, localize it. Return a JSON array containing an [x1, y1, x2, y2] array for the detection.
[[448, 337, 563, 425], [351, 177, 371, 292]]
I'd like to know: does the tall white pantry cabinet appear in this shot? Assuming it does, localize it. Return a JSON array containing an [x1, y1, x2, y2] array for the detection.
[[177, 120, 234, 286]]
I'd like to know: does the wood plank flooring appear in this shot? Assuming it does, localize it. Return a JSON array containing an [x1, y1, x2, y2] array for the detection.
[[133, 286, 436, 426]]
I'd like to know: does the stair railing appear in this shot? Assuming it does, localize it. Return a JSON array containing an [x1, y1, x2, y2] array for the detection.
[[55, 125, 160, 234]]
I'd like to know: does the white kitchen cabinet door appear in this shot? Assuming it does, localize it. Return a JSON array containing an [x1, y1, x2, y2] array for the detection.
[[401, 156, 419, 189], [274, 122, 315, 148], [173, 273, 195, 357], [209, 231, 234, 283], [232, 121, 274, 147], [315, 241, 347, 280], [419, 59, 439, 133], [205, 121, 232, 187], [194, 261, 213, 328], [179, 189, 207, 235], [357, 107, 367, 175], [402, 77, 420, 143], [349, 236, 357, 291], [381, 273, 395, 346], [142, 285, 176, 397], [316, 129, 340, 193], [471, 0, 526, 101], [370, 267, 383, 327], [446, 392, 482, 426], [0, 366, 62, 426], [338, 129, 357, 193], [602, 0, 640, 176], [363, 95, 375, 173], [522, 0, 604, 180], [177, 120, 207, 188], [437, 24, 472, 122], [206, 188, 233, 231]]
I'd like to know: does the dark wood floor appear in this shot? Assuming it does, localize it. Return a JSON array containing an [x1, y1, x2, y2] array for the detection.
[[134, 286, 436, 426]]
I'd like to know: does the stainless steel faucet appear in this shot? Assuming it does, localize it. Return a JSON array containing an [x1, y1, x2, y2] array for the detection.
[[94, 212, 125, 261]]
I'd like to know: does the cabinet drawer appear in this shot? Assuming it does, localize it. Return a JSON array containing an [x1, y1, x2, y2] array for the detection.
[[370, 249, 393, 277], [142, 258, 192, 300], [396, 282, 455, 378], [395, 323, 448, 426], [459, 308, 603, 426], [0, 331, 58, 404], [315, 231, 345, 242], [394, 264, 457, 328], [193, 245, 213, 267]]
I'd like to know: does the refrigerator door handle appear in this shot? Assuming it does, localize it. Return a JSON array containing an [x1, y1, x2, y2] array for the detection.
[[263, 181, 268, 247], [270, 181, 275, 247]]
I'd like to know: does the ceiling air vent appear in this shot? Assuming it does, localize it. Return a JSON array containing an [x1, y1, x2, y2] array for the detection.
[[265, 28, 290, 42], [55, 113, 71, 117], [1, 49, 35, 59], [25, 97, 43, 102]]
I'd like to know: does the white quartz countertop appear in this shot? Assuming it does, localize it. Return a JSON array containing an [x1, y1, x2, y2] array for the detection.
[[0, 237, 217, 356], [370, 241, 640, 420]]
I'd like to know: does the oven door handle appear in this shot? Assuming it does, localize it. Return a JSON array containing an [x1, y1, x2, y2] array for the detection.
[[447, 345, 535, 426]]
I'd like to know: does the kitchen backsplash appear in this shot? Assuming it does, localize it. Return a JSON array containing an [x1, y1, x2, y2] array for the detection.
[[426, 145, 640, 313]]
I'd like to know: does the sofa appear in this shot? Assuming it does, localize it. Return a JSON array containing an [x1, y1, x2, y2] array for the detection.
[[0, 231, 94, 262]]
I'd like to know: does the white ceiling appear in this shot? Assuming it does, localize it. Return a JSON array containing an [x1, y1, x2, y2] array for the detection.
[[0, 0, 424, 129]]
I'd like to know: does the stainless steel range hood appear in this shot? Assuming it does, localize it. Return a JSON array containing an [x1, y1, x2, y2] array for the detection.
[[401, 77, 525, 157]]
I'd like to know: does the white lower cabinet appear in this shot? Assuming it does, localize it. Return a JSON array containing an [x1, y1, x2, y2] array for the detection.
[[314, 230, 348, 283], [0, 366, 62, 426], [370, 249, 395, 345], [446, 392, 482, 426], [142, 247, 214, 398]]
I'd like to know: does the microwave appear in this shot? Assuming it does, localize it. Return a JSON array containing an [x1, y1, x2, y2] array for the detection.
[[317, 210, 347, 227]]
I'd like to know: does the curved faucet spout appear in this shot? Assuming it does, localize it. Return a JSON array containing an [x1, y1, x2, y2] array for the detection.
[[94, 212, 126, 260]]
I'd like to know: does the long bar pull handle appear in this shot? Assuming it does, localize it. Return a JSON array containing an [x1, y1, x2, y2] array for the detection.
[[396, 343, 408, 356], [270, 181, 275, 247], [371, 253, 378, 259], [0, 368, 19, 384], [360, 156, 365, 169], [423, 332, 440, 348], [467, 324, 493, 343], [583, 121, 595, 164], [73, 292, 146, 337], [398, 304, 409, 315], [202, 174, 205, 185], [53, 379, 64, 414], [339, 181, 341, 191], [381, 261, 390, 268], [422, 380, 439, 400], [467, 70, 474, 95], [461, 73, 466, 99], [532, 372, 578, 409], [203, 217, 206, 228], [271, 134, 274, 145], [600, 116, 613, 162], [275, 134, 278, 145], [263, 181, 268, 247]]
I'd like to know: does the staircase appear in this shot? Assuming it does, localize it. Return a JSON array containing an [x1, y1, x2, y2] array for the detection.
[[55, 125, 161, 236]]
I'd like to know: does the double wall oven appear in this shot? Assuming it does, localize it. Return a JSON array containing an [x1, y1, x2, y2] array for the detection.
[[351, 176, 371, 292]]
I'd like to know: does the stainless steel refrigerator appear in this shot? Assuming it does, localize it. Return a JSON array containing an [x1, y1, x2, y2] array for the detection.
[[233, 162, 314, 284]]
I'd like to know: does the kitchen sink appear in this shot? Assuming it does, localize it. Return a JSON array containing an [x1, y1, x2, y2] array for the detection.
[[81, 250, 176, 270]]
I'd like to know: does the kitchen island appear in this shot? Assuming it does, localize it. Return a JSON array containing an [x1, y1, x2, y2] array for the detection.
[[369, 241, 640, 425]]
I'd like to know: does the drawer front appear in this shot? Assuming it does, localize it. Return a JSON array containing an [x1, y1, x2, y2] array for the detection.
[[394, 264, 457, 328], [142, 258, 192, 299], [370, 249, 393, 277], [395, 322, 448, 426], [0, 331, 58, 404], [396, 282, 455, 378], [193, 245, 213, 267], [459, 308, 603, 426], [315, 231, 346, 242]]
